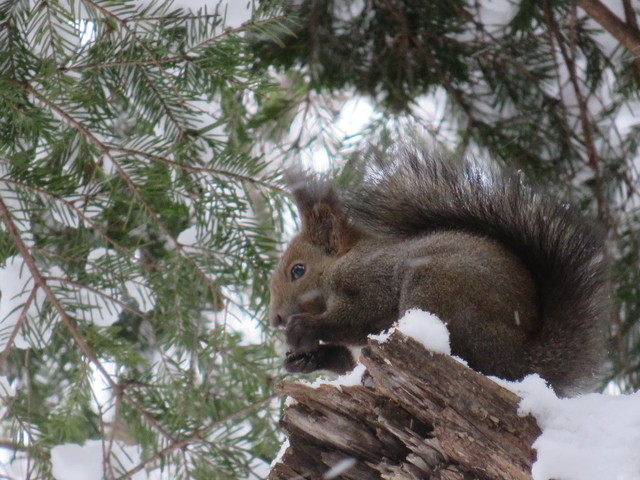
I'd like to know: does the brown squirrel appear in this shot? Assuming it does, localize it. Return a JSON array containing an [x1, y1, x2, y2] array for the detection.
[[269, 146, 611, 396]]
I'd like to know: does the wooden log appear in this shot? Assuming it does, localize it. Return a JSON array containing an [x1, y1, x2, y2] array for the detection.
[[269, 331, 541, 480]]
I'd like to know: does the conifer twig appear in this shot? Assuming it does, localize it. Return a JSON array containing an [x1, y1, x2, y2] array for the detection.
[[577, 0, 640, 59], [0, 285, 38, 371]]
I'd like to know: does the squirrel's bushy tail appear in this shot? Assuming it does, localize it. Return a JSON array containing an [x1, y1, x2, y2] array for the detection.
[[344, 146, 611, 394]]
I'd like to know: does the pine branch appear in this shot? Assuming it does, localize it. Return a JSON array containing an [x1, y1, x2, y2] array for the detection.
[[0, 196, 100, 374], [59, 15, 286, 71], [543, 1, 610, 226], [577, 0, 640, 59], [0, 439, 27, 451], [0, 2, 285, 476], [43, 276, 150, 321], [123, 13, 223, 23], [0, 285, 38, 370], [0, 178, 148, 263], [81, 0, 192, 138], [115, 394, 278, 480], [110, 147, 284, 191], [17, 79, 225, 307], [0, 193, 178, 444]]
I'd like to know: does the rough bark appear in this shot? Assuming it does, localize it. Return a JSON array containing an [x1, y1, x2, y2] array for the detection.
[[269, 331, 541, 479]]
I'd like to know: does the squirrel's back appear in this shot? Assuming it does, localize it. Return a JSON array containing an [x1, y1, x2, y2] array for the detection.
[[343, 146, 611, 394]]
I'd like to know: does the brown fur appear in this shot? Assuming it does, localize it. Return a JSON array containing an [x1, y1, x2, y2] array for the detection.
[[270, 148, 610, 396]]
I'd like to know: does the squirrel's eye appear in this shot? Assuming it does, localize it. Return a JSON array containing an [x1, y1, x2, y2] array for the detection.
[[290, 263, 306, 281]]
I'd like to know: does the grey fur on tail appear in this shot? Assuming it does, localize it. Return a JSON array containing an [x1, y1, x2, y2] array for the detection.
[[344, 146, 611, 394]]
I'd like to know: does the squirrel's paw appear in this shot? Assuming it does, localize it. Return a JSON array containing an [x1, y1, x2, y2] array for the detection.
[[284, 344, 355, 374], [284, 350, 322, 373], [285, 313, 321, 351]]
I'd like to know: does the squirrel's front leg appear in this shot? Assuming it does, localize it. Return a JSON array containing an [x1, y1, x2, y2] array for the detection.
[[284, 344, 355, 374], [285, 312, 329, 351], [283, 310, 359, 374], [284, 298, 389, 351]]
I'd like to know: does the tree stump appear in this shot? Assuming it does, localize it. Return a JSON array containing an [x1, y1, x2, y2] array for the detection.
[[269, 331, 541, 479]]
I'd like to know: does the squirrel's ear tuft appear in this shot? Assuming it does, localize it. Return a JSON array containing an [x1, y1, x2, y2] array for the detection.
[[285, 169, 360, 255], [285, 169, 336, 215]]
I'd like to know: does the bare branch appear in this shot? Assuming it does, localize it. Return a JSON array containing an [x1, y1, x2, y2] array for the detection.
[[576, 0, 640, 59], [621, 0, 640, 80]]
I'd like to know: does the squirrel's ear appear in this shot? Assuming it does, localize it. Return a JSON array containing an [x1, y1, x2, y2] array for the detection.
[[286, 170, 360, 255]]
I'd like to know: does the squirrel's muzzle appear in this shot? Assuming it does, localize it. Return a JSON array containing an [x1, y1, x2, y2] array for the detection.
[[271, 313, 285, 328]]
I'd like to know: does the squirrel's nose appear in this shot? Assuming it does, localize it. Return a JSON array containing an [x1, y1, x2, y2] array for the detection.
[[271, 313, 285, 328]]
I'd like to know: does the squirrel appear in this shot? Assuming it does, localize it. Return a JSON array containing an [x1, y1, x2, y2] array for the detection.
[[269, 145, 611, 396]]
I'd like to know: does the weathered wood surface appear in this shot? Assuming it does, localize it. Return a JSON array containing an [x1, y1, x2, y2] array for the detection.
[[269, 331, 541, 479]]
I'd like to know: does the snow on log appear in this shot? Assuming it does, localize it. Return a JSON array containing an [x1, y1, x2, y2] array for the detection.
[[269, 330, 540, 479]]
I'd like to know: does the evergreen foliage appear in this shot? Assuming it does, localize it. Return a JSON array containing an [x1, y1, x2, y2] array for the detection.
[[0, 0, 289, 478]]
